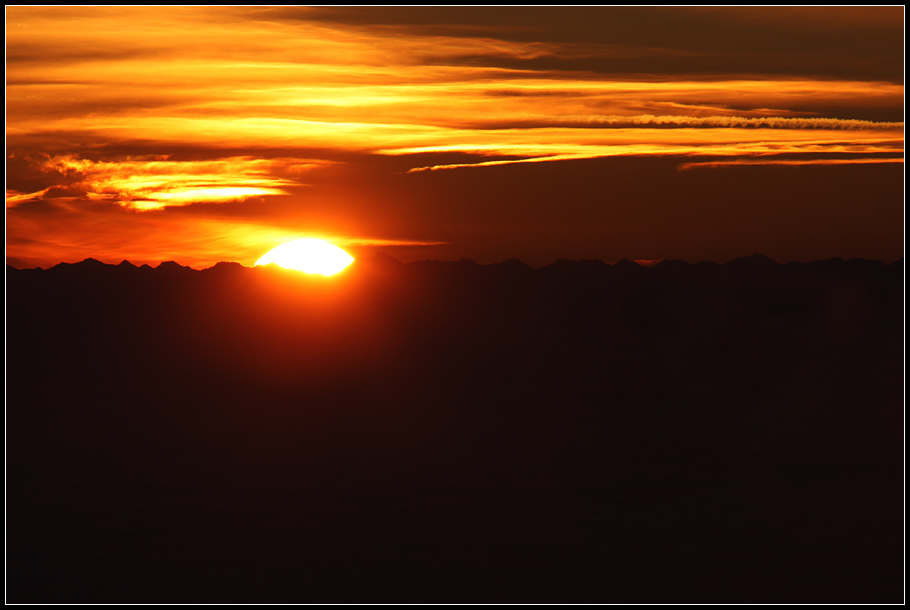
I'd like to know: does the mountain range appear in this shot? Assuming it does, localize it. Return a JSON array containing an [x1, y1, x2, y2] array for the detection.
[[6, 252, 903, 603]]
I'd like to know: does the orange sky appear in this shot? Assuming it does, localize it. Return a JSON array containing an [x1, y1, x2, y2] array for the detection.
[[6, 7, 904, 268]]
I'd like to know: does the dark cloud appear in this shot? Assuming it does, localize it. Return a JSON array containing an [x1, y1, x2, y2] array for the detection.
[[270, 6, 904, 83]]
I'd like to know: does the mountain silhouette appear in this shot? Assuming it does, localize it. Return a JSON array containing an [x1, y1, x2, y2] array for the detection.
[[6, 254, 903, 603], [612, 257, 642, 269], [363, 251, 405, 267], [723, 252, 779, 271]]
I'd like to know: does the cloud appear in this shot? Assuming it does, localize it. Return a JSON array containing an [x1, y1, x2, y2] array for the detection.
[[395, 126, 903, 172], [678, 157, 905, 170], [263, 7, 903, 78], [539, 115, 903, 131], [5, 7, 903, 267], [31, 155, 327, 211], [6, 187, 55, 208]]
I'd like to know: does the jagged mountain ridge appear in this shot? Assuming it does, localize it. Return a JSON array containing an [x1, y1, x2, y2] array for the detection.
[[6, 249, 903, 603], [7, 251, 902, 278]]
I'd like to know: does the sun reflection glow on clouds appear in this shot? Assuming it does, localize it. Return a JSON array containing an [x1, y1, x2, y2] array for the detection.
[[17, 156, 325, 211], [5, 7, 903, 267]]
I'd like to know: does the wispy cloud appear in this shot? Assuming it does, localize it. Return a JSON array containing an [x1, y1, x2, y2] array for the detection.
[[396, 126, 902, 172], [678, 157, 904, 170], [6, 187, 54, 208], [8, 8, 902, 174], [32, 156, 325, 211], [539, 115, 903, 131], [5, 7, 904, 266]]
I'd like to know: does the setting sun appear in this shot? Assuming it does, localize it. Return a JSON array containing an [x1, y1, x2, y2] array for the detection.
[[255, 239, 354, 276]]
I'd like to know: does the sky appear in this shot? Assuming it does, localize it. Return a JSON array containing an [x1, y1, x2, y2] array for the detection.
[[5, 6, 904, 269]]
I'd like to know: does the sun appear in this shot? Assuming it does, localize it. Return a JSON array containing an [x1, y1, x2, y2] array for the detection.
[[255, 239, 354, 276]]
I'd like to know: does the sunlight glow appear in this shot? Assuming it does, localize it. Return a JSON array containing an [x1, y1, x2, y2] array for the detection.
[[37, 156, 302, 210], [255, 239, 355, 276], [5, 7, 902, 268]]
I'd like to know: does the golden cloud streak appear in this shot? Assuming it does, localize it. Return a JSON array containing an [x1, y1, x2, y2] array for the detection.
[[397, 131, 903, 172], [35, 156, 322, 210], [9, 78, 902, 136], [13, 113, 901, 167], [678, 158, 905, 170], [547, 115, 903, 130], [9, 7, 903, 144], [6, 187, 53, 208], [8, 12, 902, 175]]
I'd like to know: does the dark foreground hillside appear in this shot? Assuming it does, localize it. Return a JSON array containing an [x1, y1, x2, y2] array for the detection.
[[7, 254, 904, 603]]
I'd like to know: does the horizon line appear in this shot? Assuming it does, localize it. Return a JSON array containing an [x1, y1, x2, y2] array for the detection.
[[6, 252, 903, 273]]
